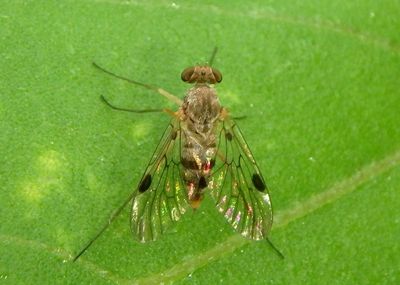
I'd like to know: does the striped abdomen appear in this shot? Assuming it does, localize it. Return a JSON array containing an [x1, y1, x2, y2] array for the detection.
[[181, 128, 217, 208], [180, 84, 221, 208]]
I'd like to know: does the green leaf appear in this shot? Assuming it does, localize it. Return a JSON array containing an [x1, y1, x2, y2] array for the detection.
[[1, 0, 399, 284]]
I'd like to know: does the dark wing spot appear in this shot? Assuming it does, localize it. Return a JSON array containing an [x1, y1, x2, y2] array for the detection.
[[252, 174, 265, 192], [171, 130, 177, 140], [225, 132, 233, 141], [198, 176, 208, 189], [139, 174, 152, 193]]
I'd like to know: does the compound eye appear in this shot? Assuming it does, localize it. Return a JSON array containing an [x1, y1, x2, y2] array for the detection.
[[181, 66, 195, 82], [212, 68, 222, 83]]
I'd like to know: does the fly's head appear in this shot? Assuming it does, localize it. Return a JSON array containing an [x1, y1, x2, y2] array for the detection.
[[181, 66, 222, 84]]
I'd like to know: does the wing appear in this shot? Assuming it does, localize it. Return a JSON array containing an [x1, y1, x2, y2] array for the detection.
[[208, 119, 273, 240], [131, 119, 189, 242]]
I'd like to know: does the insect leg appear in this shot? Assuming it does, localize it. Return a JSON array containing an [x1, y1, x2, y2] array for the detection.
[[100, 95, 163, 113], [266, 238, 285, 259], [72, 191, 136, 261], [100, 95, 179, 118], [93, 62, 183, 106]]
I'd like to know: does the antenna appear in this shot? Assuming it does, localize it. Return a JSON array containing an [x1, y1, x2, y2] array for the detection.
[[208, 47, 218, 66]]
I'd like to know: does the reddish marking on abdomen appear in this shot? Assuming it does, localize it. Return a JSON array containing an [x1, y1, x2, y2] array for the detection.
[[202, 159, 215, 173]]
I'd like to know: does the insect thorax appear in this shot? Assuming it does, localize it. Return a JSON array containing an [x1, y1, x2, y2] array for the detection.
[[180, 84, 221, 208], [182, 84, 221, 126]]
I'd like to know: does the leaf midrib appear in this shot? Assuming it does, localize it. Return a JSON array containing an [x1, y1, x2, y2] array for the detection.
[[3, 148, 398, 284]]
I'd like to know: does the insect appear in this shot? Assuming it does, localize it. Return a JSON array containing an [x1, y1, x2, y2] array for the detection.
[[73, 48, 282, 261]]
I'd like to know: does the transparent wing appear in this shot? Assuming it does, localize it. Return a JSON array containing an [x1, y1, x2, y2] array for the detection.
[[131, 119, 189, 242], [209, 119, 273, 240]]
